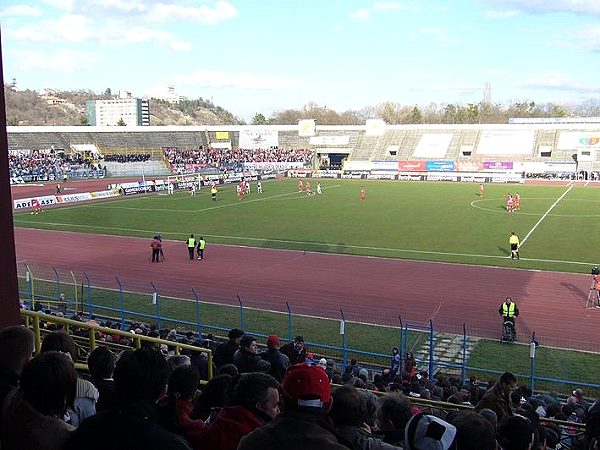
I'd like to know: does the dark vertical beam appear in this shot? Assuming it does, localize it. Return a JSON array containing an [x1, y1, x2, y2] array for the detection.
[[0, 27, 22, 328]]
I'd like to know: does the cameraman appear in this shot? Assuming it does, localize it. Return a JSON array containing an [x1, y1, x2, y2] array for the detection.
[[593, 267, 600, 308]]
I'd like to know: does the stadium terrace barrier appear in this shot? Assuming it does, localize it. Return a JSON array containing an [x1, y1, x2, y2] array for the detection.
[[20, 309, 213, 379], [18, 264, 600, 397]]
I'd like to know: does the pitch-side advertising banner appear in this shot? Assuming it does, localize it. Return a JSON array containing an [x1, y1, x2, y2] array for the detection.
[[425, 161, 455, 172], [371, 161, 399, 171], [482, 161, 513, 170], [239, 130, 279, 149], [398, 161, 426, 171], [13, 195, 58, 209]]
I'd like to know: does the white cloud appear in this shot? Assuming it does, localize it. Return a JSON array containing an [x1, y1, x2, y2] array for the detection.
[[9, 48, 99, 72], [373, 1, 421, 12], [169, 39, 192, 52], [42, 0, 75, 11], [6, 14, 93, 43], [94, 0, 147, 12], [351, 8, 370, 21], [421, 27, 451, 44], [479, 0, 600, 16], [6, 13, 191, 50], [148, 1, 237, 24], [484, 10, 520, 19], [174, 69, 299, 90], [373, 1, 402, 11], [0, 4, 43, 18]]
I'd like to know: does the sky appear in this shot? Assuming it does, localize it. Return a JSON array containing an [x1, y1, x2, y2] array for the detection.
[[1, 0, 600, 121]]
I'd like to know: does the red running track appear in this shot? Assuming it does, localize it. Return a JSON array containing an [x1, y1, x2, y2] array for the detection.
[[14, 227, 600, 351]]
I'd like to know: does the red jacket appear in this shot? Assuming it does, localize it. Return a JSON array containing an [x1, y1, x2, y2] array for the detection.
[[187, 406, 263, 450]]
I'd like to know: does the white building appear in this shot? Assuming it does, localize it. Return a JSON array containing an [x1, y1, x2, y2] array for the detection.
[[86, 98, 150, 126]]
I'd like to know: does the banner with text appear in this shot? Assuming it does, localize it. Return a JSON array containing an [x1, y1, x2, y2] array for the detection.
[[239, 130, 279, 149], [426, 161, 456, 172], [482, 161, 514, 171], [398, 161, 426, 172]]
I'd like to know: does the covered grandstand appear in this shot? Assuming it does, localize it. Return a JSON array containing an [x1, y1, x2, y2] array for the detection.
[[7, 123, 600, 179]]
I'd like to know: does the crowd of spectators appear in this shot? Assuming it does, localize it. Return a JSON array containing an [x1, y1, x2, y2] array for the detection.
[[9, 150, 100, 182], [2, 310, 599, 450], [103, 153, 151, 163], [163, 146, 313, 172]]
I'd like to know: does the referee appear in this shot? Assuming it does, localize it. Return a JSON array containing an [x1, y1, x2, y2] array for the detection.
[[509, 232, 520, 260]]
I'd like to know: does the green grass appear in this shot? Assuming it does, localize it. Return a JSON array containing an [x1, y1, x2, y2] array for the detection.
[[14, 179, 600, 273]]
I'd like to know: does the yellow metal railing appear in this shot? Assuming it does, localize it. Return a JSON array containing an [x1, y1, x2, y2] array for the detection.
[[20, 310, 213, 379]]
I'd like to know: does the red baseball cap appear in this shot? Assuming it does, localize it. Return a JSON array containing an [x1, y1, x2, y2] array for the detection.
[[282, 363, 331, 409], [266, 335, 280, 348]]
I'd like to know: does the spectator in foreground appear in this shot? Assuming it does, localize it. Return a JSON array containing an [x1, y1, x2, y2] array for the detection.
[[238, 363, 349, 450], [280, 335, 307, 365], [474, 371, 517, 421], [497, 415, 534, 450], [329, 384, 403, 450], [0, 326, 34, 429], [41, 331, 99, 427], [404, 413, 457, 450], [66, 348, 191, 450], [191, 373, 233, 422], [448, 411, 496, 450], [213, 328, 244, 368], [233, 335, 271, 374], [188, 372, 280, 450], [376, 392, 414, 447], [157, 365, 205, 440], [2, 351, 77, 450], [87, 346, 116, 413], [262, 335, 290, 382]]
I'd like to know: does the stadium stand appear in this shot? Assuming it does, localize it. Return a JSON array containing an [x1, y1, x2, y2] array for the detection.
[[7, 123, 600, 180], [4, 309, 593, 450]]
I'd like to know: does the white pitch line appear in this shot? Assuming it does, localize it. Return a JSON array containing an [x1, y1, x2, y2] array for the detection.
[[14, 220, 599, 267], [520, 185, 573, 248], [88, 184, 341, 213]]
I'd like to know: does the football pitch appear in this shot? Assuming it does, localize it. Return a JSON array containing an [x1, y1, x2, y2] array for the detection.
[[13, 178, 600, 274]]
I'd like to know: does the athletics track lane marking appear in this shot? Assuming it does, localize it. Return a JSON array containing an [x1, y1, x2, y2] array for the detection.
[[519, 185, 573, 249]]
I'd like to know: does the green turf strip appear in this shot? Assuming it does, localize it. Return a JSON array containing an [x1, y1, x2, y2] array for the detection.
[[14, 179, 599, 273]]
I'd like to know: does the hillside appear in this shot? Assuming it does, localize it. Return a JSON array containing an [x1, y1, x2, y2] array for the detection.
[[3, 85, 244, 126]]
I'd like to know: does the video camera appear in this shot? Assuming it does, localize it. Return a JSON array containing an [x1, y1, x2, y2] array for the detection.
[[592, 267, 600, 276]]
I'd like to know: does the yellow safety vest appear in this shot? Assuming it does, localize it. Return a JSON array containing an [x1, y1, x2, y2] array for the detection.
[[187, 238, 196, 248], [502, 302, 516, 317]]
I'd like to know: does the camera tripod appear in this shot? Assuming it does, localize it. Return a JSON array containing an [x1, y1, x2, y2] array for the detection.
[[586, 275, 600, 309]]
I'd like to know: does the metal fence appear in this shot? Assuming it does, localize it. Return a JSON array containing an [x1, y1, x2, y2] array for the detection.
[[17, 263, 600, 396]]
